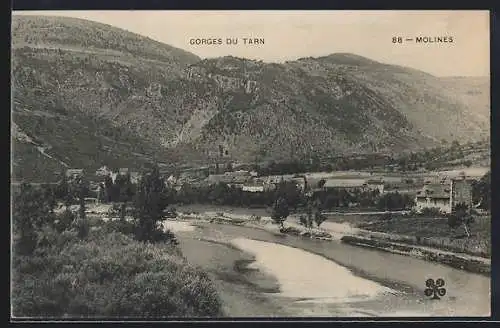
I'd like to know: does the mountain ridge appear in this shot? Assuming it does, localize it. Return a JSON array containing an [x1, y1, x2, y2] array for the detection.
[[11, 15, 490, 181]]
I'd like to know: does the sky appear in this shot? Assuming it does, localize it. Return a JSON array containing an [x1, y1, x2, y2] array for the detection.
[[13, 10, 490, 77]]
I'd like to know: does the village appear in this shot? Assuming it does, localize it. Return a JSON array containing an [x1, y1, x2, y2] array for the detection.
[[65, 162, 484, 216]]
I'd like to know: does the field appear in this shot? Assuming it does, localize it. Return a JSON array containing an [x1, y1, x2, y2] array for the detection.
[[326, 214, 491, 258]]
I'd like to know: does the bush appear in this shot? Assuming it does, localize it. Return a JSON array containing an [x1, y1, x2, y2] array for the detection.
[[279, 226, 301, 235], [55, 210, 76, 233], [103, 220, 136, 236], [249, 215, 261, 222], [12, 231, 223, 318]]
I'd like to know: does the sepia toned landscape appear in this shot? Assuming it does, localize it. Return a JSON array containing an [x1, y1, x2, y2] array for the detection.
[[11, 11, 491, 319]]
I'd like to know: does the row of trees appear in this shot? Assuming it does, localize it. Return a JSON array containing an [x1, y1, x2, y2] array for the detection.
[[93, 174, 416, 213], [173, 183, 414, 212], [271, 196, 327, 231], [13, 165, 178, 256]]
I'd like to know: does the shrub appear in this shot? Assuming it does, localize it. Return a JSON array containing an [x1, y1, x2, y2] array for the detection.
[[55, 210, 76, 233], [279, 226, 301, 235], [249, 215, 261, 222], [12, 231, 223, 318], [103, 220, 136, 236]]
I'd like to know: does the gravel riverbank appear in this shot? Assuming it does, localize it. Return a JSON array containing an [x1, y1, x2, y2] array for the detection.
[[173, 208, 491, 276]]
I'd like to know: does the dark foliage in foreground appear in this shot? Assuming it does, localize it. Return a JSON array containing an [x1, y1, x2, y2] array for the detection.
[[11, 177, 223, 318], [12, 230, 223, 318]]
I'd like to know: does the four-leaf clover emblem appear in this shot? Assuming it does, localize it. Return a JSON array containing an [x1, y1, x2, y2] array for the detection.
[[424, 278, 446, 300]]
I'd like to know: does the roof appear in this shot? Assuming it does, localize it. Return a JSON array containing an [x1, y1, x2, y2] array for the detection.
[[323, 179, 367, 188], [262, 175, 295, 183], [451, 176, 475, 183], [242, 185, 265, 192], [416, 183, 450, 199], [229, 176, 251, 184], [66, 169, 84, 175], [207, 174, 234, 184], [225, 170, 250, 176]]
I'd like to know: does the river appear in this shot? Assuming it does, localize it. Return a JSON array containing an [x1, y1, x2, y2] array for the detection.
[[166, 221, 490, 317]]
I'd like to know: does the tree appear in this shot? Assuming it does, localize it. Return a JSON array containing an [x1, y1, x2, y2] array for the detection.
[[114, 173, 135, 220], [120, 202, 127, 221], [310, 198, 327, 227], [115, 173, 134, 203], [75, 177, 90, 239], [97, 183, 106, 203], [218, 144, 224, 158], [133, 165, 177, 245], [40, 184, 56, 216], [472, 171, 491, 210], [55, 176, 73, 209], [377, 192, 413, 211], [339, 189, 351, 208], [271, 197, 289, 229], [274, 181, 302, 211], [313, 209, 327, 228], [207, 183, 226, 205], [13, 183, 55, 255], [448, 203, 474, 237], [104, 175, 114, 202], [303, 202, 314, 230], [317, 179, 326, 189]]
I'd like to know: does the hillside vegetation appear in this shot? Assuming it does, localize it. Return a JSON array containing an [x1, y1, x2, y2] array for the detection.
[[11, 15, 490, 181]]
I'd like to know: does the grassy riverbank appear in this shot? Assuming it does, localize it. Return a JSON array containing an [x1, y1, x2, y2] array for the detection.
[[340, 236, 490, 276]]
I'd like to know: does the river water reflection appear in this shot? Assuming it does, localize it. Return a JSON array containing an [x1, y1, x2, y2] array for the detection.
[[173, 221, 490, 317]]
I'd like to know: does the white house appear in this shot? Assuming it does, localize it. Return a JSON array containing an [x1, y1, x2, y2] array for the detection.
[[414, 183, 452, 214], [414, 175, 474, 214], [95, 166, 112, 177], [242, 184, 265, 192], [66, 169, 84, 180]]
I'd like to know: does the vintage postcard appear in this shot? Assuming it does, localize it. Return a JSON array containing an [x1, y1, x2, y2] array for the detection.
[[10, 10, 491, 319]]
